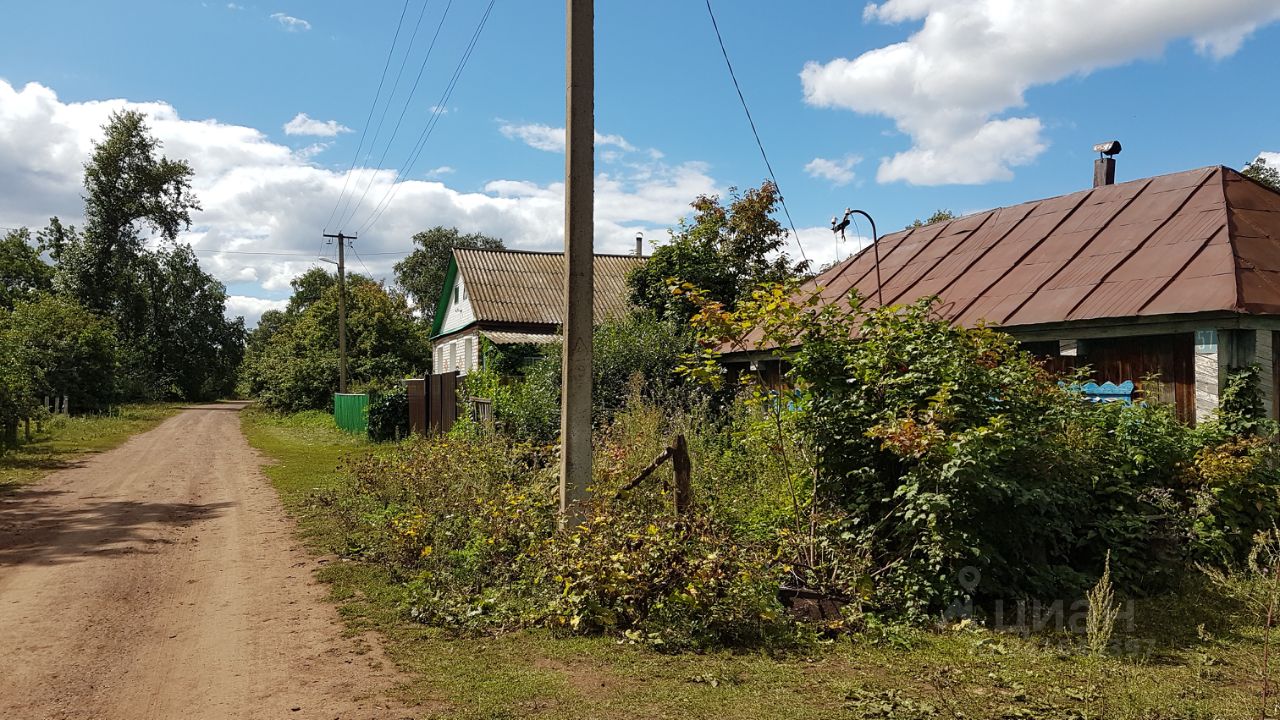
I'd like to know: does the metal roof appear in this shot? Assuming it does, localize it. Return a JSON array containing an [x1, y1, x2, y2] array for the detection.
[[481, 330, 560, 346], [453, 248, 644, 327], [810, 166, 1280, 329]]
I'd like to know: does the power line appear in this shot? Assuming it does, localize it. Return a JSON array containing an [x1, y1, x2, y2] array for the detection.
[[336, 0, 455, 231], [192, 248, 412, 257], [703, 0, 808, 265], [323, 0, 415, 234], [194, 249, 316, 257], [351, 246, 375, 278], [356, 0, 495, 234]]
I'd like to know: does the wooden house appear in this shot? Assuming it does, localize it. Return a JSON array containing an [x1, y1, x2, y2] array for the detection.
[[429, 248, 645, 375], [743, 165, 1280, 424]]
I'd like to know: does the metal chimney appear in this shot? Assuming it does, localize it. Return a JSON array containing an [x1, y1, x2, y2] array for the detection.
[[1093, 140, 1121, 187], [634, 232, 643, 256]]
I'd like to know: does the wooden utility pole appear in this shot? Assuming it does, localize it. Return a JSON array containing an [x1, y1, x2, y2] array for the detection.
[[559, 0, 594, 530], [323, 231, 354, 393]]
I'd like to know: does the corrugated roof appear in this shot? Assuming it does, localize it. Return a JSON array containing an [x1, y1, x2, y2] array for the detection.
[[481, 330, 560, 345], [454, 248, 644, 327], [807, 166, 1280, 330]]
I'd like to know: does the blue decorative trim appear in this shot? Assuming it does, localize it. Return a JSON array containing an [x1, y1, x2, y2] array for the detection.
[[1059, 380, 1135, 404]]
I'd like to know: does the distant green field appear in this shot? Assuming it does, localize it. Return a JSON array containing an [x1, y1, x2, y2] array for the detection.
[[242, 407, 1272, 720], [0, 403, 183, 492]]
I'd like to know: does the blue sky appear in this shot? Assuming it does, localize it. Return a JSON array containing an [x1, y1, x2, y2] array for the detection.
[[1, 1, 1278, 325]]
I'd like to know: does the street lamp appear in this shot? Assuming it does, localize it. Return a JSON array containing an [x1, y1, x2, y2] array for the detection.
[[831, 207, 882, 306]]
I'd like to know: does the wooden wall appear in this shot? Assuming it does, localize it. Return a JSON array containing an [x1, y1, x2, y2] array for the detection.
[[1032, 333, 1197, 424]]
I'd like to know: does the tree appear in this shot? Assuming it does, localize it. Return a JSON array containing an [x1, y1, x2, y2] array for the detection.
[[0, 294, 118, 413], [0, 332, 38, 449], [394, 226, 505, 322], [48, 111, 242, 401], [242, 272, 430, 412], [0, 228, 53, 310], [1244, 157, 1280, 192], [138, 245, 245, 400], [907, 209, 956, 229], [57, 110, 200, 315], [627, 181, 806, 323]]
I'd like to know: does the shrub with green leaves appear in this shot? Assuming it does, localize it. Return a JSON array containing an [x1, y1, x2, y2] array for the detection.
[[682, 283, 1264, 618], [366, 386, 409, 442], [462, 313, 693, 444]]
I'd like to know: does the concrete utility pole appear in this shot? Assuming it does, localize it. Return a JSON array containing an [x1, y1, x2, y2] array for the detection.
[[559, 0, 594, 530], [323, 232, 354, 394]]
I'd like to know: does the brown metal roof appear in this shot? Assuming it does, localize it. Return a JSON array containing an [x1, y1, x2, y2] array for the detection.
[[454, 248, 644, 327], [805, 166, 1280, 332]]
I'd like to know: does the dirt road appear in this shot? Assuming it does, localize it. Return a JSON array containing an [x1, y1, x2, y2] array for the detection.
[[0, 403, 411, 720]]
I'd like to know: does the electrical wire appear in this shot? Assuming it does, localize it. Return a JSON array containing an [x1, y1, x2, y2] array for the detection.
[[335, 0, 455, 231], [354, 0, 495, 234], [351, 246, 375, 278], [323, 0, 414, 234], [191, 248, 413, 258], [703, 0, 808, 265]]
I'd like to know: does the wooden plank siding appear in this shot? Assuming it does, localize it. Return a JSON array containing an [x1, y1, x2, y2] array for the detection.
[[1036, 333, 1197, 423]]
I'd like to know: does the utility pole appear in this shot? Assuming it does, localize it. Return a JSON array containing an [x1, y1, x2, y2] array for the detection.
[[559, 0, 593, 530], [323, 231, 354, 393]]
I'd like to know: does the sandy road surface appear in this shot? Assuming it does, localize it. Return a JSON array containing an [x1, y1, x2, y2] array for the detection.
[[0, 403, 412, 720]]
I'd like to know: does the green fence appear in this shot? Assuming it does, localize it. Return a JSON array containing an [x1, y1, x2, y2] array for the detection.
[[333, 393, 369, 434]]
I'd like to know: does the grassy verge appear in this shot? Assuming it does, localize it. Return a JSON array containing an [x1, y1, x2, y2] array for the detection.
[[242, 407, 1268, 720], [0, 403, 183, 492]]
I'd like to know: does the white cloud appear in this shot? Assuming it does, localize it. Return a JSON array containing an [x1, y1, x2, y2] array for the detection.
[[424, 165, 454, 178], [802, 0, 1280, 185], [225, 295, 287, 326], [0, 80, 723, 327], [270, 12, 311, 31], [283, 112, 349, 137], [804, 154, 861, 186], [499, 122, 636, 153], [226, 3, 243, 10]]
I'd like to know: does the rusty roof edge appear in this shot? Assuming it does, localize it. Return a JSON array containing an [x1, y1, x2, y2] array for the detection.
[[1221, 167, 1247, 313]]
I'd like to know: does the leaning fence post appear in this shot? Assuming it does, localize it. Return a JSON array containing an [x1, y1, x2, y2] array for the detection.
[[671, 434, 691, 515]]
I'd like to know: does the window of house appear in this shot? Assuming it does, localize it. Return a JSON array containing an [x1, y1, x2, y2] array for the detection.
[[453, 285, 459, 304], [450, 342, 458, 373], [464, 337, 473, 372]]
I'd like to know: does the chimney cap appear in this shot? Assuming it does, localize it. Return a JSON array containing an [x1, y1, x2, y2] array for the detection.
[[1093, 140, 1122, 157]]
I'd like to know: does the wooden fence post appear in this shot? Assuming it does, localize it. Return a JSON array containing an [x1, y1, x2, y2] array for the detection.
[[671, 434, 691, 515]]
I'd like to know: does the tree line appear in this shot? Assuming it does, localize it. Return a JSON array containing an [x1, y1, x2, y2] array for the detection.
[[0, 111, 243, 447]]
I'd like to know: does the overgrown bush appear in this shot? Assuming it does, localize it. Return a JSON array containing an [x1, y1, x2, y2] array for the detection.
[[366, 386, 409, 442], [685, 283, 1280, 619], [317, 279, 1280, 650], [322, 396, 813, 649], [462, 313, 694, 444]]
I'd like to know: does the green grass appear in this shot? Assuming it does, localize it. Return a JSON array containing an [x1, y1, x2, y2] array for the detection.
[[0, 403, 183, 492], [242, 407, 1273, 720]]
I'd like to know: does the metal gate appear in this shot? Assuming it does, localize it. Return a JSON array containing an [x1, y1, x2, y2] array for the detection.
[[405, 372, 461, 436]]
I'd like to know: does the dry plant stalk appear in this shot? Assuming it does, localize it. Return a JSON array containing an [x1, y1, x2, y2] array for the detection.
[[1086, 551, 1120, 658], [1259, 537, 1280, 720]]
